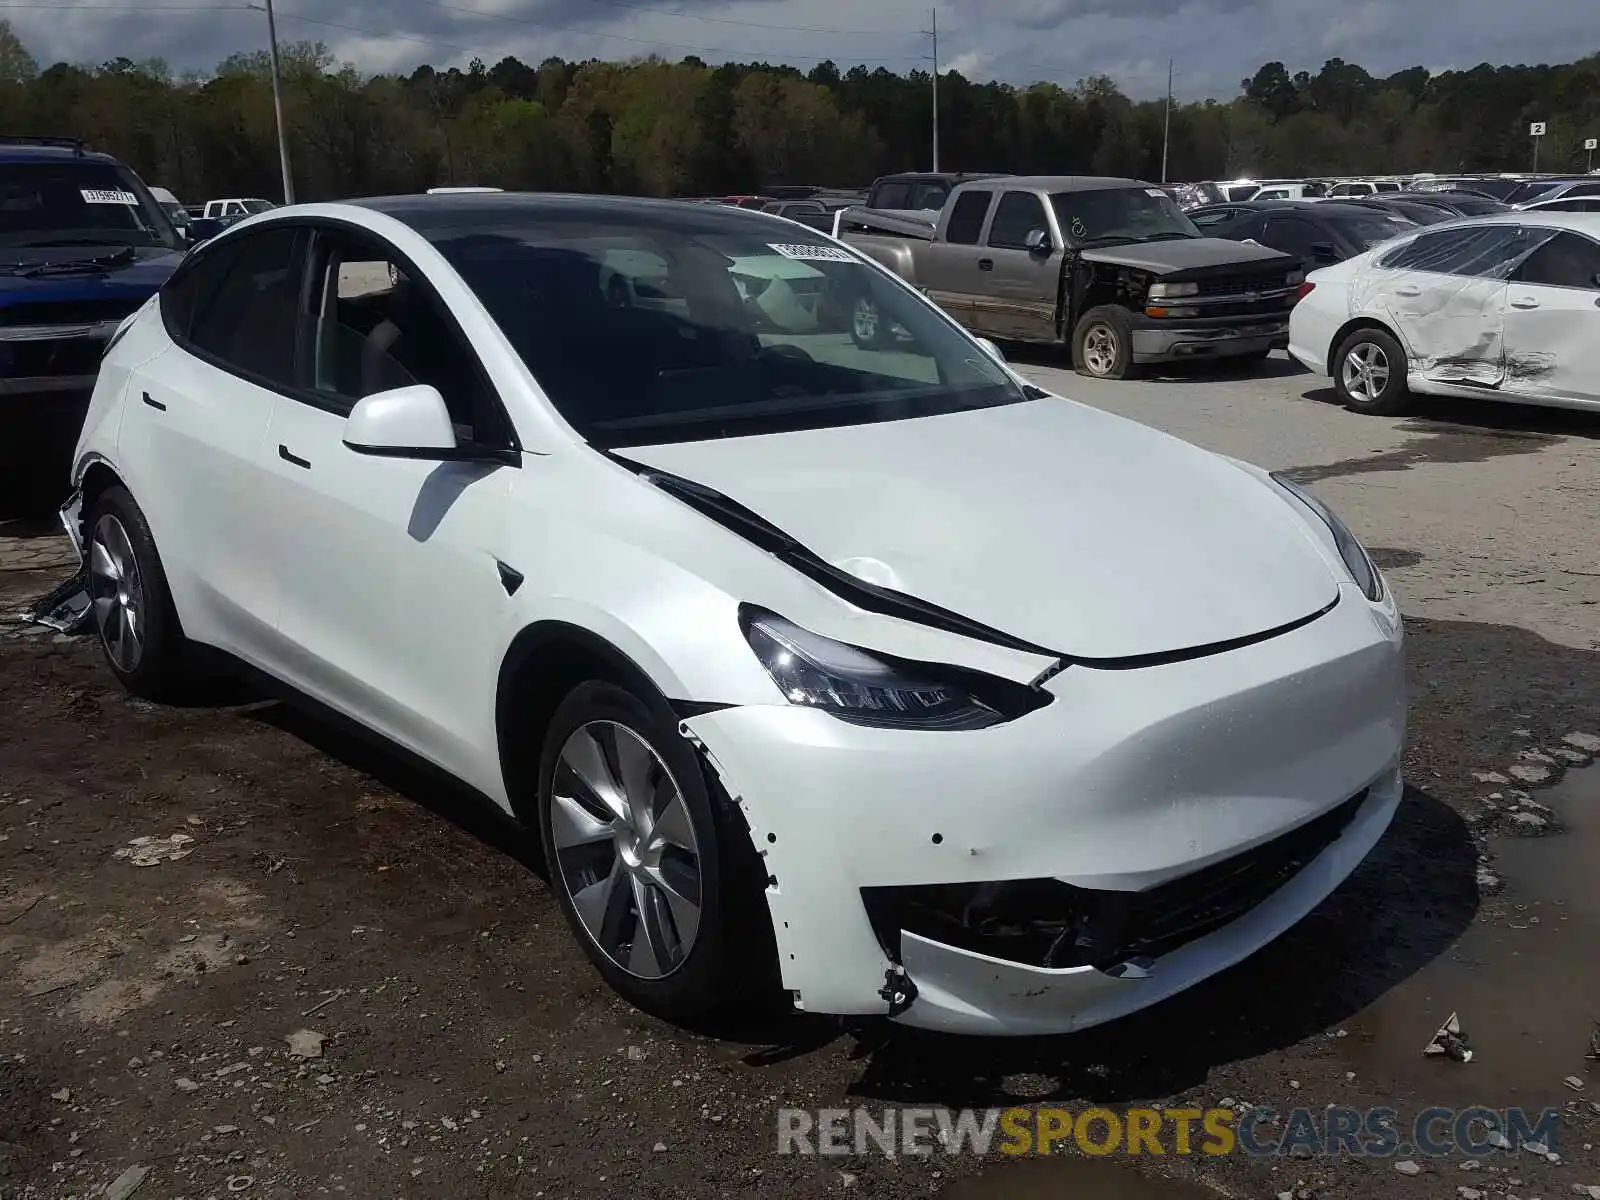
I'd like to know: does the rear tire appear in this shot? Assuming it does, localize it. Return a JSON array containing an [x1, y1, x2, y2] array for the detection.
[[84, 485, 194, 701], [1071, 306, 1138, 379], [536, 680, 776, 1023], [1332, 326, 1410, 415]]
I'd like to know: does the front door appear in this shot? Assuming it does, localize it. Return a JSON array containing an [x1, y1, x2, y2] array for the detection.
[[976, 190, 1062, 341], [256, 224, 518, 785], [1501, 228, 1600, 405]]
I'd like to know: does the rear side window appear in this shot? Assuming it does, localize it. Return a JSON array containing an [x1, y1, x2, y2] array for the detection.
[[944, 190, 993, 244], [1378, 225, 1524, 278], [184, 226, 304, 388], [870, 182, 911, 209], [160, 239, 243, 341]]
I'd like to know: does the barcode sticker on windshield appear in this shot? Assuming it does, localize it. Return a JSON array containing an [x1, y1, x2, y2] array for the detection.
[[769, 242, 855, 262], [80, 189, 139, 205], [1145, 188, 1167, 198]]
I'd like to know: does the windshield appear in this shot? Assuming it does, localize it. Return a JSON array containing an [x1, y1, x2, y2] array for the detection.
[[1327, 211, 1418, 248], [429, 213, 1023, 448], [1048, 188, 1199, 247], [0, 161, 183, 251]]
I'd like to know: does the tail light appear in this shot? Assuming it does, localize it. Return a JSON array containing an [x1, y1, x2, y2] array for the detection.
[[1293, 281, 1316, 303]]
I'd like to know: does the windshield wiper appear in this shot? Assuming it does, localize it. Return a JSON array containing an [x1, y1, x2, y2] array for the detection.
[[17, 246, 137, 277], [1140, 232, 1198, 242]]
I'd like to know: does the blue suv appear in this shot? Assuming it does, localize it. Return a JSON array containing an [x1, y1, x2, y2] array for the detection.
[[0, 137, 220, 514]]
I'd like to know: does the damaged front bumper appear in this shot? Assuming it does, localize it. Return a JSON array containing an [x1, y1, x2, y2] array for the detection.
[[683, 582, 1405, 1036], [1131, 313, 1291, 363]]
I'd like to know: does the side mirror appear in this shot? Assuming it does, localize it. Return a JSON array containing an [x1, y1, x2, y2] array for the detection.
[[1024, 228, 1052, 254], [342, 383, 517, 467], [976, 336, 1006, 363], [186, 217, 224, 245]]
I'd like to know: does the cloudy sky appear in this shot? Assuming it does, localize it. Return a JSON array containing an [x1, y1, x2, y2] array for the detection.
[[15, 0, 1599, 99]]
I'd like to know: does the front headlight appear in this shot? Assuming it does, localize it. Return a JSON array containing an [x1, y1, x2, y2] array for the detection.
[[1148, 281, 1199, 299], [1270, 473, 1383, 602], [740, 607, 1051, 730]]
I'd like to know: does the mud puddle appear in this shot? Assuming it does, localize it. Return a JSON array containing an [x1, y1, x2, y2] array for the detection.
[[1333, 765, 1597, 1108], [941, 1156, 1225, 1198]]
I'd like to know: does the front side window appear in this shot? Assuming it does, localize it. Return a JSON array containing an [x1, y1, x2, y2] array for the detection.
[[301, 227, 500, 443], [1048, 188, 1199, 248], [185, 226, 303, 388], [1323, 211, 1416, 251], [1513, 231, 1600, 289], [0, 160, 184, 252], [426, 211, 1021, 449], [986, 191, 1049, 250], [1377, 225, 1526, 278]]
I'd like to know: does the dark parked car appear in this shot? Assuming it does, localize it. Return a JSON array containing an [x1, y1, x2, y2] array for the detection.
[[863, 171, 1011, 214], [1352, 191, 1509, 221], [1187, 200, 1417, 269], [0, 136, 221, 514]]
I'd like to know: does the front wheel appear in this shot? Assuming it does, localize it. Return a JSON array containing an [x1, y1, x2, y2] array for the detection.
[[1332, 326, 1409, 415], [1071, 306, 1138, 379], [536, 680, 774, 1022]]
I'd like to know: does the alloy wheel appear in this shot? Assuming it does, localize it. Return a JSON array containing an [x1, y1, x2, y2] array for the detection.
[[549, 720, 703, 979], [88, 513, 145, 674], [1341, 340, 1390, 401], [1083, 323, 1118, 375]]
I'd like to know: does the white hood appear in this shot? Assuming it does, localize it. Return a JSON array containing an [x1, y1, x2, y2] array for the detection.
[[621, 398, 1339, 659]]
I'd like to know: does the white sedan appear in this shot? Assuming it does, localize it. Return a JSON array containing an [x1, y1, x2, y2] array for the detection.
[[1289, 211, 1600, 415], [63, 194, 1405, 1036]]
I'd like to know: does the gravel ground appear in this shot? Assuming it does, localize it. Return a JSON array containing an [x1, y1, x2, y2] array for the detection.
[[3, 353, 1599, 1199]]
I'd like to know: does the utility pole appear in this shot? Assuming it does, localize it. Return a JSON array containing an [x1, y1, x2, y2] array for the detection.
[[264, 0, 294, 204], [927, 8, 939, 172], [1160, 57, 1173, 183]]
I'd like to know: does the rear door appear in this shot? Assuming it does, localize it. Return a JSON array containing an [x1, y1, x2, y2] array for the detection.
[[975, 190, 1061, 340], [120, 224, 307, 664], [1366, 224, 1525, 389], [1500, 228, 1600, 405], [917, 188, 993, 321]]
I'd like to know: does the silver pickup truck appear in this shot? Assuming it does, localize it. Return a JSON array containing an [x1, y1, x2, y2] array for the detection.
[[835, 175, 1304, 379]]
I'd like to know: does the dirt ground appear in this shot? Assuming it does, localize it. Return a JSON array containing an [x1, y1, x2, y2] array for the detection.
[[4, 365, 1600, 1199]]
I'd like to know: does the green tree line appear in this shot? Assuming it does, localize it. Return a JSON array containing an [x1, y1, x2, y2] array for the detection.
[[0, 19, 1596, 202]]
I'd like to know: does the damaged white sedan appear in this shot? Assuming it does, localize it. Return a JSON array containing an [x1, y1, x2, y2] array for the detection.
[[1289, 211, 1600, 415], [62, 193, 1405, 1035]]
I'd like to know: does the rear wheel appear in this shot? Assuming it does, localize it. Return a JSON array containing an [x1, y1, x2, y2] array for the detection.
[[85, 485, 193, 701], [1071, 306, 1138, 379], [1332, 326, 1409, 415], [536, 680, 774, 1022]]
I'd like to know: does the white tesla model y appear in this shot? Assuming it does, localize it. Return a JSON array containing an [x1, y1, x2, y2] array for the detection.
[[63, 194, 1405, 1035]]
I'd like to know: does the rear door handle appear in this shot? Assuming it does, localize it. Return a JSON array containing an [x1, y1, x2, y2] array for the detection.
[[141, 391, 166, 411], [977, 258, 994, 271], [1509, 295, 1540, 309], [278, 444, 311, 469]]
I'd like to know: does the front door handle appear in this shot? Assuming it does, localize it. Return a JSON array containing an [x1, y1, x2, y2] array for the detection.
[[141, 391, 166, 411], [1509, 295, 1540, 309], [977, 258, 994, 271], [278, 444, 311, 469], [1393, 285, 1421, 297]]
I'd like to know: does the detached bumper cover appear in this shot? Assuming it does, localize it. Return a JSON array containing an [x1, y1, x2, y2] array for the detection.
[[1131, 314, 1291, 362], [683, 581, 1405, 1035]]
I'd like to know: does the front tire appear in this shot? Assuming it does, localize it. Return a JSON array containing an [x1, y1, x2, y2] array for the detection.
[[1071, 306, 1138, 379], [84, 485, 193, 701], [1332, 326, 1409, 415], [536, 680, 772, 1022]]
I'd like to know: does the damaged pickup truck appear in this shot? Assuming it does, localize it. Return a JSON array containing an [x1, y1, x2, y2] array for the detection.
[[836, 175, 1304, 378]]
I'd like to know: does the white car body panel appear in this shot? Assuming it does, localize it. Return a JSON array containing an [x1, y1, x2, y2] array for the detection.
[[1289, 212, 1600, 412], [622, 399, 1339, 660], [69, 198, 1408, 1035]]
